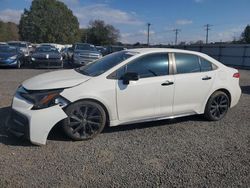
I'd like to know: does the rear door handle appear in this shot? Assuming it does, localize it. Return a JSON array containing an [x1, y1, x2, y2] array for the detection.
[[161, 81, 174, 86], [202, 76, 212, 80]]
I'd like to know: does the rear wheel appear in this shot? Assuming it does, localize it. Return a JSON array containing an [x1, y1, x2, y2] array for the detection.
[[204, 91, 230, 121], [62, 100, 106, 141]]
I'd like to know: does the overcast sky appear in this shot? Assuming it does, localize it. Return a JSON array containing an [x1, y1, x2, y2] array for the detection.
[[0, 0, 250, 44]]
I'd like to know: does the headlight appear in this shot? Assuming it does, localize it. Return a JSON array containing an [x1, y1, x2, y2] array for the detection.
[[9, 55, 17, 60], [31, 57, 35, 61], [19, 89, 69, 110]]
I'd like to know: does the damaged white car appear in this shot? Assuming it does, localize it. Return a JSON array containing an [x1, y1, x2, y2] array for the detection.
[[7, 48, 241, 145]]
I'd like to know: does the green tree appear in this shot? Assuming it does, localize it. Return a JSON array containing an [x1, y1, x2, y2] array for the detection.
[[241, 25, 250, 43], [0, 21, 19, 41], [85, 20, 120, 45], [19, 0, 80, 44]]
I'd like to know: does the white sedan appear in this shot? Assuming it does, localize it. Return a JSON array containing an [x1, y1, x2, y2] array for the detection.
[[7, 48, 241, 145]]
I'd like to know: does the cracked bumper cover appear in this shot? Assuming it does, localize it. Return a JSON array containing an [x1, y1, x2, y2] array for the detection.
[[7, 93, 68, 145]]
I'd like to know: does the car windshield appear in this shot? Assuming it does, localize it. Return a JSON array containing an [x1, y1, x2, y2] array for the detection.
[[76, 51, 136, 76], [75, 44, 97, 51], [8, 42, 26, 48], [35, 46, 58, 53], [0, 46, 17, 53]]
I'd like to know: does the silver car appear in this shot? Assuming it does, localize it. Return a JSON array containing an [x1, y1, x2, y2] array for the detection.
[[72, 43, 102, 66]]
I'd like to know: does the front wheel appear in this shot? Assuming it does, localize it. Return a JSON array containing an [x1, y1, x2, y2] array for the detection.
[[62, 101, 107, 141], [204, 91, 230, 121], [16, 60, 21, 69]]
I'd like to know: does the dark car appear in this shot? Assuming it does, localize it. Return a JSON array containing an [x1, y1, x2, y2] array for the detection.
[[61, 47, 73, 61], [30, 46, 63, 68], [0, 45, 24, 68], [71, 43, 102, 67]]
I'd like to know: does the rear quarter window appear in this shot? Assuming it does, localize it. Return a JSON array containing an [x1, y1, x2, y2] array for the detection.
[[200, 58, 213, 72]]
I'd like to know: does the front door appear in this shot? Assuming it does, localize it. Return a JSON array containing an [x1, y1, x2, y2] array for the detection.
[[116, 52, 174, 122]]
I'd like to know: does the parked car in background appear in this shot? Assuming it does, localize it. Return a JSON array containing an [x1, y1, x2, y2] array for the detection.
[[7, 48, 241, 145], [39, 43, 64, 51], [0, 45, 24, 68], [8, 41, 32, 60], [38, 43, 55, 48], [104, 45, 127, 55], [30, 46, 63, 68], [61, 47, 73, 61], [71, 43, 102, 66], [96, 46, 107, 56], [0, 42, 7, 46]]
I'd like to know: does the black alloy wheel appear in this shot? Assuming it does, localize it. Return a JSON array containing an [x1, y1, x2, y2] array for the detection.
[[62, 101, 106, 140], [204, 91, 229, 121]]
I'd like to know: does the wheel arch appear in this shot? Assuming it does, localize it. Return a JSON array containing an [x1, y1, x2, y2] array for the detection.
[[213, 88, 231, 106], [203, 88, 232, 113]]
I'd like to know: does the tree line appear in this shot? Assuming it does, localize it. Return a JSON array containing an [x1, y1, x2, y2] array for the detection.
[[0, 0, 250, 45], [0, 21, 19, 41], [1, 0, 120, 45]]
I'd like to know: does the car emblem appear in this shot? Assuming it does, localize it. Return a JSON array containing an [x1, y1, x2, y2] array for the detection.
[[46, 54, 49, 59]]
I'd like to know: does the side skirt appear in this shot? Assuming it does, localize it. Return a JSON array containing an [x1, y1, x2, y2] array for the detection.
[[109, 112, 198, 127]]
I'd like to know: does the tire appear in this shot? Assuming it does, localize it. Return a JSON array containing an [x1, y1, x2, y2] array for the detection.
[[60, 61, 64, 69], [62, 100, 107, 141], [204, 91, 230, 121], [16, 60, 21, 69]]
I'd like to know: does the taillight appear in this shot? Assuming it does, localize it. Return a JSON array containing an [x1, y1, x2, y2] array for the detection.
[[233, 72, 240, 78]]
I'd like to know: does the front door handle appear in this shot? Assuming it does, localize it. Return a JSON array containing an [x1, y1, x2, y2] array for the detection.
[[202, 76, 212, 80], [161, 81, 174, 86]]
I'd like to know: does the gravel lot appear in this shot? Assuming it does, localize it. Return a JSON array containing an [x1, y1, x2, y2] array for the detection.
[[0, 67, 249, 187]]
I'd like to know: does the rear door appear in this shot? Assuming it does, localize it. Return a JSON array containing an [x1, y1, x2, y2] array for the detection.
[[172, 53, 216, 115]]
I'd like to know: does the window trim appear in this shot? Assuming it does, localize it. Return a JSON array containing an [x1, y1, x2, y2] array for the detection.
[[107, 52, 172, 80]]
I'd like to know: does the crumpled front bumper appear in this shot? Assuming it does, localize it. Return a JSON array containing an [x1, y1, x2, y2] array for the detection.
[[6, 92, 68, 145]]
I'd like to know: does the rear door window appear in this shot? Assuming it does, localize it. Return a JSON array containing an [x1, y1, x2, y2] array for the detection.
[[175, 53, 200, 74]]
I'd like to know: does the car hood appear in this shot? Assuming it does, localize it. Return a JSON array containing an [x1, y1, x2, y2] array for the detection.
[[0, 52, 17, 58], [22, 69, 90, 90]]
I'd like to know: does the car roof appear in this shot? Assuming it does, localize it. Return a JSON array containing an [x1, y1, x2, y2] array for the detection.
[[127, 48, 205, 56]]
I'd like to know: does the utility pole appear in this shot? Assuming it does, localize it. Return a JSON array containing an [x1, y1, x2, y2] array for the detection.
[[173, 29, 180, 45], [147, 23, 151, 46], [204, 24, 212, 44]]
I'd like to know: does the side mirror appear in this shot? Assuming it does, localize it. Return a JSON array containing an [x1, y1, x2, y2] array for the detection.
[[122, 72, 139, 85]]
